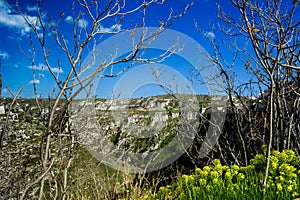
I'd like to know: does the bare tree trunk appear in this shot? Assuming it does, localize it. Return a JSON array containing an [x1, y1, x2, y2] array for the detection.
[[263, 80, 274, 189]]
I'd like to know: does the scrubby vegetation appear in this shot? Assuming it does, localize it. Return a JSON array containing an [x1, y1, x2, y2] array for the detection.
[[1, 95, 300, 199], [148, 149, 300, 200], [63, 147, 300, 199], [1, 0, 299, 199]]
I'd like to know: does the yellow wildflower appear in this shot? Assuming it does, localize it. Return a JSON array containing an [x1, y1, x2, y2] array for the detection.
[[212, 178, 219, 185], [206, 185, 211, 192], [222, 165, 229, 171], [210, 171, 219, 178], [287, 185, 293, 192], [292, 192, 299, 197], [199, 178, 207, 185], [237, 173, 245, 180], [213, 159, 221, 166], [225, 171, 231, 179], [279, 175, 284, 182], [231, 164, 239, 175], [195, 168, 201, 174], [182, 175, 189, 180], [203, 166, 211, 172], [200, 171, 208, 178], [232, 164, 239, 171], [188, 175, 194, 182]]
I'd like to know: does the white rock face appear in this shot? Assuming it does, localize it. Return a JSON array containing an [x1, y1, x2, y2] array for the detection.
[[0, 105, 5, 115], [73, 97, 202, 146]]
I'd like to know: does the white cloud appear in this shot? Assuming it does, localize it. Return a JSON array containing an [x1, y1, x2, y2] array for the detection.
[[28, 63, 46, 71], [8, 35, 22, 42], [29, 79, 40, 84], [65, 16, 122, 32], [26, 5, 38, 12], [27, 63, 64, 74], [78, 19, 88, 28], [111, 24, 122, 30], [205, 31, 215, 39], [0, 0, 39, 36], [65, 16, 72, 23], [2, 88, 8, 94], [51, 67, 63, 74], [65, 16, 88, 28], [0, 51, 9, 59], [98, 24, 122, 33]]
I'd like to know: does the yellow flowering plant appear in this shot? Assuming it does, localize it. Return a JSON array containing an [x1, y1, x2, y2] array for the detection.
[[147, 148, 300, 200]]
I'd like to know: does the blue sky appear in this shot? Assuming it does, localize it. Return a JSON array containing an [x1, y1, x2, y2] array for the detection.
[[0, 0, 251, 98]]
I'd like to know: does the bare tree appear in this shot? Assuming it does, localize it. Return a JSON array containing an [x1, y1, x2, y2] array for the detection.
[[218, 0, 300, 189], [0, 0, 192, 199]]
